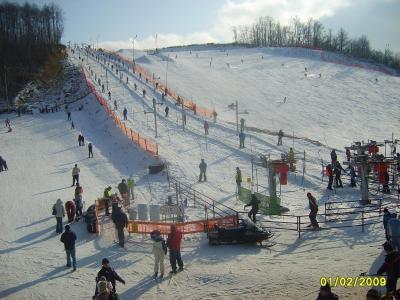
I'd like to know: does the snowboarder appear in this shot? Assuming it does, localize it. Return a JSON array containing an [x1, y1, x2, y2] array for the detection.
[[212, 110, 217, 123], [67, 111, 71, 121], [123, 107, 128, 121], [65, 200, 76, 223], [151, 230, 167, 279], [53, 198, 65, 234], [240, 118, 245, 132], [239, 131, 245, 149], [307, 192, 319, 229], [244, 193, 259, 223], [95, 258, 125, 295], [316, 283, 339, 300], [113, 100, 117, 110], [330, 149, 337, 167], [334, 161, 344, 188], [199, 159, 207, 182], [326, 164, 333, 190], [167, 224, 184, 274], [72, 164, 80, 186], [165, 106, 169, 117], [204, 121, 209, 135], [236, 167, 242, 195], [277, 130, 283, 146], [118, 179, 129, 207], [377, 243, 400, 293], [127, 176, 135, 200], [346, 148, 351, 162], [103, 186, 112, 216], [113, 207, 128, 247], [88, 142, 94, 158], [60, 225, 77, 271]]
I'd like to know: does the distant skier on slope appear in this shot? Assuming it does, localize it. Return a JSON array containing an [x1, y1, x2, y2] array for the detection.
[[239, 131, 245, 149], [165, 106, 169, 117], [123, 107, 128, 121], [199, 159, 207, 182]]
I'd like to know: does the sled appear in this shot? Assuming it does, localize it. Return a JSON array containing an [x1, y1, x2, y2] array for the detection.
[[207, 219, 274, 247]]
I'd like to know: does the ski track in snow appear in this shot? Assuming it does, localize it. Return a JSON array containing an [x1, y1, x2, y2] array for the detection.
[[0, 46, 398, 299]]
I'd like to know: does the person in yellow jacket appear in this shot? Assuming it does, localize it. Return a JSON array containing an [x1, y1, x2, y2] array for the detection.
[[127, 176, 135, 200]]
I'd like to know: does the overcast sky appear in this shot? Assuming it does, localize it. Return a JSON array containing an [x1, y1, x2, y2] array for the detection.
[[17, 0, 400, 52]]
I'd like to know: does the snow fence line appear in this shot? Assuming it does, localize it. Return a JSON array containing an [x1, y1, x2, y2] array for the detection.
[[81, 66, 159, 157], [109, 51, 214, 119]]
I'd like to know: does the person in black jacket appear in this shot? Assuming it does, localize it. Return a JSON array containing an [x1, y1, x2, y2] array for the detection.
[[334, 161, 344, 188], [95, 258, 125, 294], [316, 282, 339, 300], [330, 149, 337, 167], [113, 207, 128, 247], [244, 193, 259, 223], [377, 243, 400, 292], [60, 225, 77, 271]]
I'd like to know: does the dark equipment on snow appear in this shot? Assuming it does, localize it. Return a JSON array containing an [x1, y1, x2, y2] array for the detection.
[[207, 219, 273, 247]]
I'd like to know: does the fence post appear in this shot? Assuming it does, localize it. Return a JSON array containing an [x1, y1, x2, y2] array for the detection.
[[362, 211, 365, 233], [297, 216, 301, 238]]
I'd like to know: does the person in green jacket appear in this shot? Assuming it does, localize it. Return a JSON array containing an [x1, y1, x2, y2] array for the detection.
[[127, 177, 135, 200]]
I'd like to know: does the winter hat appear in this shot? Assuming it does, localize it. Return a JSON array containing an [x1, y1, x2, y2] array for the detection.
[[102, 258, 110, 265], [320, 282, 331, 293], [65, 225, 70, 231]]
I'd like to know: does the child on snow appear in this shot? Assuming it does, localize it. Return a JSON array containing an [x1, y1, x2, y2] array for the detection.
[[151, 230, 167, 279]]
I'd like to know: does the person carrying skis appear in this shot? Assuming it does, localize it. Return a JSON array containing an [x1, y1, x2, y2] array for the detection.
[[377, 243, 400, 293], [199, 159, 207, 182], [103, 186, 112, 216], [307, 192, 319, 229], [151, 230, 167, 279], [167, 224, 184, 274], [95, 258, 125, 295], [204, 120, 209, 135], [72, 164, 80, 186], [123, 107, 128, 121], [113, 207, 128, 247], [277, 129, 283, 146], [330, 149, 337, 167], [127, 176, 135, 200], [65, 200, 76, 223], [88, 142, 94, 158], [236, 167, 242, 195], [326, 164, 333, 190], [165, 106, 169, 117], [244, 193, 259, 223], [60, 225, 77, 271], [53, 198, 65, 234], [334, 161, 344, 188], [239, 131, 245, 149]]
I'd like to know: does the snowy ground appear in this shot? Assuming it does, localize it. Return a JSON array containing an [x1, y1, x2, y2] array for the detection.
[[0, 46, 398, 299]]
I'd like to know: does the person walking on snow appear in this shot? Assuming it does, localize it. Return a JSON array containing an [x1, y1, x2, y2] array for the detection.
[[67, 111, 71, 121], [167, 224, 184, 274], [236, 167, 242, 195], [65, 200, 76, 223], [123, 107, 128, 121], [307, 192, 319, 229], [204, 120, 209, 135], [165, 106, 169, 117], [151, 230, 167, 279], [53, 198, 65, 234], [244, 193, 259, 223], [5, 118, 10, 128], [239, 131, 245, 149], [127, 176, 135, 200], [182, 112, 187, 126], [72, 164, 80, 186], [334, 161, 344, 188], [74, 193, 83, 220], [95, 258, 125, 295], [199, 159, 207, 182], [212, 110, 217, 123], [78, 134, 82, 146], [108, 91, 111, 101], [277, 129, 283, 146], [88, 142, 94, 158], [103, 186, 112, 216], [60, 225, 77, 271], [118, 179, 129, 207], [81, 135, 85, 146], [330, 149, 337, 167], [349, 165, 356, 187], [113, 207, 128, 247]]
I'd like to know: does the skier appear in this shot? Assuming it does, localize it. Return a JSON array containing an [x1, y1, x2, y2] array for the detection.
[[53, 198, 65, 234], [67, 111, 71, 121], [125, 176, 135, 201], [240, 118, 245, 132], [204, 121, 209, 135], [151, 230, 167, 279], [103, 186, 112, 216], [235, 167, 242, 195], [307, 192, 319, 229], [377, 243, 400, 293], [60, 225, 77, 271], [165, 106, 169, 117], [326, 164, 333, 190], [239, 131, 245, 149], [117, 179, 129, 207], [198, 159, 207, 182], [330, 149, 337, 167], [95, 258, 125, 295], [113, 207, 128, 247], [277, 129, 283, 146], [123, 107, 128, 121], [212, 110, 217, 123], [316, 283, 339, 300], [244, 193, 259, 223], [167, 224, 184, 274], [334, 161, 344, 188], [72, 164, 80, 186], [65, 200, 76, 223], [113, 100, 118, 110], [88, 142, 94, 158], [108, 91, 111, 101]]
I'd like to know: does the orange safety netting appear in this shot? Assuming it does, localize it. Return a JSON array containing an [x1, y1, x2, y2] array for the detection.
[[82, 68, 159, 156], [126, 215, 238, 235]]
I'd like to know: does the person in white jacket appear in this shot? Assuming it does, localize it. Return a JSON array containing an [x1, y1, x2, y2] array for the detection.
[[53, 198, 65, 234], [151, 230, 167, 279]]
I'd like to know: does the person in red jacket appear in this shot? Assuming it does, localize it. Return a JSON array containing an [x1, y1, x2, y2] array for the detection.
[[167, 224, 184, 274], [65, 200, 76, 223], [326, 164, 333, 190]]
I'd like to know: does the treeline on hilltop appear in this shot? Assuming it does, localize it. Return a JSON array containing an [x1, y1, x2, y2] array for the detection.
[[232, 16, 400, 70], [0, 2, 64, 105]]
